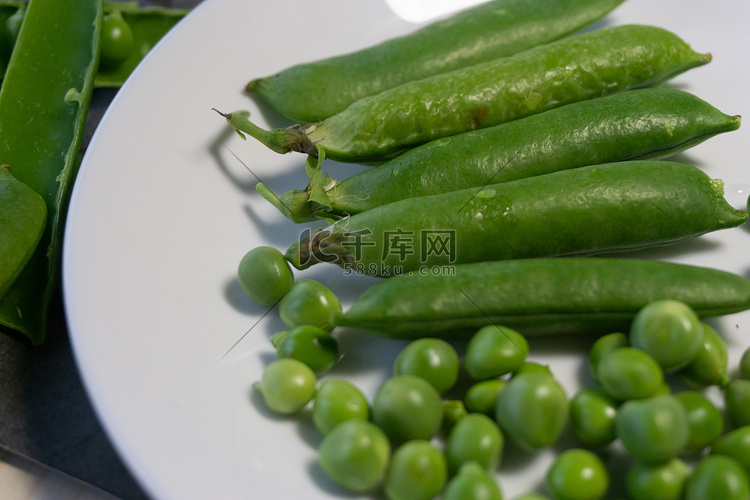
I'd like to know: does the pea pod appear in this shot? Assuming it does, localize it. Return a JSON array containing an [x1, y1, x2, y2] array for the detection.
[[285, 161, 747, 275], [260, 88, 740, 223], [247, 0, 624, 123], [0, 0, 102, 344], [0, 165, 46, 297], [0, 1, 188, 88], [221, 24, 711, 163], [330, 258, 750, 339]]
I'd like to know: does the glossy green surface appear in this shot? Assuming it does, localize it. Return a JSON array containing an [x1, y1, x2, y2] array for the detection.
[[569, 386, 618, 447], [711, 426, 750, 478], [318, 419, 390, 492], [237, 246, 294, 306], [674, 391, 723, 453], [393, 337, 459, 393], [444, 462, 502, 500], [684, 455, 750, 500], [597, 347, 664, 401], [626, 458, 690, 500], [287, 162, 747, 275], [248, 0, 623, 123], [678, 323, 729, 387], [278, 279, 341, 331], [331, 258, 750, 339], [725, 379, 750, 428], [0, 0, 101, 343], [546, 449, 609, 500], [384, 440, 447, 500], [312, 378, 369, 435], [0, 166, 46, 298], [588, 332, 628, 382], [615, 395, 689, 462], [445, 413, 504, 475], [255, 358, 316, 414], [464, 325, 528, 380], [267, 89, 741, 223], [272, 325, 339, 374], [372, 375, 443, 445], [465, 379, 506, 417], [495, 372, 568, 450]]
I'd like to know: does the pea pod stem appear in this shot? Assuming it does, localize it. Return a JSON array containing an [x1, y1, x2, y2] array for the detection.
[[331, 258, 750, 339], [213, 108, 318, 156]]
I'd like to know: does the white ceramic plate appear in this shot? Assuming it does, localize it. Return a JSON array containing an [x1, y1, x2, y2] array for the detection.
[[64, 0, 750, 498]]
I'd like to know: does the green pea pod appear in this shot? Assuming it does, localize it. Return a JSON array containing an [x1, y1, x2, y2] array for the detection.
[[285, 161, 747, 275], [0, 0, 102, 344], [247, 0, 625, 123], [0, 165, 47, 298], [331, 258, 750, 339], [0, 2, 188, 88], [260, 88, 740, 223], [221, 24, 711, 163]]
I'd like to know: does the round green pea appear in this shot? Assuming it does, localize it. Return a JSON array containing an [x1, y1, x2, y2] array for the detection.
[[725, 379, 750, 428], [372, 375, 443, 445], [465, 379, 506, 417], [384, 440, 447, 500], [674, 391, 723, 453], [679, 323, 729, 388], [100, 11, 135, 67], [312, 378, 369, 435], [626, 457, 690, 500], [272, 325, 339, 374], [393, 337, 459, 393], [444, 462, 502, 500], [711, 426, 750, 478], [254, 358, 316, 414], [588, 332, 628, 382], [237, 246, 294, 306], [629, 300, 703, 372], [596, 347, 664, 401], [740, 347, 750, 380], [569, 386, 618, 448], [495, 371, 568, 450], [684, 455, 750, 500], [318, 419, 391, 492], [445, 413, 504, 475], [546, 448, 609, 500], [278, 279, 341, 331], [615, 394, 689, 462], [465, 325, 529, 380]]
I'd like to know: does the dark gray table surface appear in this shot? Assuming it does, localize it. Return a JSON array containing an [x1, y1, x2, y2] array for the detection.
[[0, 1, 202, 498]]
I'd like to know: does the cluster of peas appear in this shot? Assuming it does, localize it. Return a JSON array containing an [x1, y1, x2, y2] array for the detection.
[[238, 246, 750, 499]]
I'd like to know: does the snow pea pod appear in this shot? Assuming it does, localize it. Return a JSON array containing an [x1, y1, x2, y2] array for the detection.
[[221, 24, 711, 163], [260, 88, 740, 223], [331, 258, 750, 339], [247, 0, 624, 123], [285, 161, 747, 275], [0, 0, 101, 344], [0, 165, 46, 298]]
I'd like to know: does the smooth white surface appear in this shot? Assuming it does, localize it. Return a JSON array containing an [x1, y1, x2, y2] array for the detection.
[[63, 1, 750, 499]]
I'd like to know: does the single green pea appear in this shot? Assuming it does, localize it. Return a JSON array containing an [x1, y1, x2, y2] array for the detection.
[[711, 426, 750, 478], [5, 5, 25, 44], [495, 371, 568, 450], [254, 358, 316, 414], [444, 462, 502, 500], [513, 361, 552, 378], [442, 400, 468, 435], [725, 379, 750, 428], [465, 379, 506, 417], [384, 440, 447, 500], [569, 386, 618, 448], [318, 419, 391, 492], [393, 337, 459, 393], [445, 413, 504, 476], [626, 457, 690, 500], [464, 325, 529, 380], [237, 246, 294, 306], [372, 375, 444, 445], [615, 394, 689, 462], [674, 391, 723, 453], [678, 323, 729, 388], [684, 455, 750, 500], [588, 332, 629, 382], [596, 347, 664, 401], [740, 347, 750, 380], [278, 279, 341, 331], [312, 378, 369, 435], [629, 300, 704, 372], [546, 448, 609, 500], [100, 11, 134, 68], [271, 325, 339, 374]]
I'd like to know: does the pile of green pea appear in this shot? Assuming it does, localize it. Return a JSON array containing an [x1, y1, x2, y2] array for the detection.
[[238, 245, 750, 500]]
